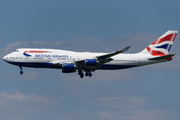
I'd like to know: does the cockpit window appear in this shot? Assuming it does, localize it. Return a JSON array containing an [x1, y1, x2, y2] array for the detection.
[[14, 50, 19, 52]]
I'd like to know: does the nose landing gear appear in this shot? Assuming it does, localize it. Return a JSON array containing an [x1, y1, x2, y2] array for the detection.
[[19, 66, 23, 74]]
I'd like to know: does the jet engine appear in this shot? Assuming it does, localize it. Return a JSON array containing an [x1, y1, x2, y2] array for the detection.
[[62, 63, 77, 73], [85, 59, 99, 66]]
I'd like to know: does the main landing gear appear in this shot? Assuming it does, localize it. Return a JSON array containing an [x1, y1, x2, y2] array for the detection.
[[78, 70, 84, 78], [78, 70, 92, 78], [19, 66, 23, 74], [85, 72, 92, 77]]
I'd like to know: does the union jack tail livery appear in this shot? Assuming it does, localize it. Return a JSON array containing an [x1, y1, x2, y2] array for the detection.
[[140, 30, 178, 56]]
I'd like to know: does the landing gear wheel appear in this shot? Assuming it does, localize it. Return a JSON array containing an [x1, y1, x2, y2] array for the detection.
[[85, 72, 92, 77], [19, 66, 23, 75], [20, 71, 23, 74], [80, 74, 84, 78], [78, 69, 84, 78]]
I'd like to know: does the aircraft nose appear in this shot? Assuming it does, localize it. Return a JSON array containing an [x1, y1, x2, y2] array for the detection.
[[3, 55, 7, 62]]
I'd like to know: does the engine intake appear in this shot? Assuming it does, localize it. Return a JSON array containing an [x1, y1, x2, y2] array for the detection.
[[85, 59, 99, 66], [62, 63, 77, 73]]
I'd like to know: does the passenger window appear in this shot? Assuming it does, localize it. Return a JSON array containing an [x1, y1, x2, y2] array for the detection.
[[13, 50, 19, 52]]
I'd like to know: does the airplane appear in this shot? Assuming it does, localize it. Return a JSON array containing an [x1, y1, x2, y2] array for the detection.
[[3, 30, 178, 78]]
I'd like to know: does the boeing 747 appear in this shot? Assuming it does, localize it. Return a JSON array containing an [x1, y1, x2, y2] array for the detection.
[[3, 30, 178, 78]]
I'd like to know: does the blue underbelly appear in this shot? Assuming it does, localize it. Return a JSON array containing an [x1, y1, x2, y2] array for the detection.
[[8, 62, 62, 69], [8, 62, 138, 70]]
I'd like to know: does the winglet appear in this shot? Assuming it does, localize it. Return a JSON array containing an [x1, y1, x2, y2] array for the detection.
[[114, 46, 131, 54], [120, 46, 131, 53]]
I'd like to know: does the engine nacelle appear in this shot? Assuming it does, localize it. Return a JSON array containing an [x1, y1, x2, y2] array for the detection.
[[85, 59, 99, 66], [62, 63, 77, 73]]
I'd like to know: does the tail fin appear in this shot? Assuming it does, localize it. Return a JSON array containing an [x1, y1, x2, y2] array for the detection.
[[140, 30, 178, 56]]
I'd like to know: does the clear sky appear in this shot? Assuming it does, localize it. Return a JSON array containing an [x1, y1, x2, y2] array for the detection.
[[1, 0, 180, 120]]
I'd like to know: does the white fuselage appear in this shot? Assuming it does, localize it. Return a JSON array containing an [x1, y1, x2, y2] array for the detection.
[[3, 48, 168, 70]]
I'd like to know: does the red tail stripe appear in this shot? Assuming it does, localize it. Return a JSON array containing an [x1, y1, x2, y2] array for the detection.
[[146, 47, 166, 56], [172, 33, 177, 41], [151, 50, 166, 56], [151, 33, 174, 45], [147, 46, 151, 52], [151, 40, 158, 45]]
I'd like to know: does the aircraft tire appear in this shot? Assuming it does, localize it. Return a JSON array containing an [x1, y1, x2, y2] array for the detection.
[[20, 71, 23, 74], [80, 74, 84, 78]]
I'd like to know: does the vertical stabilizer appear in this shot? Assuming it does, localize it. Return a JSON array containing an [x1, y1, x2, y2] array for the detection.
[[140, 30, 178, 56]]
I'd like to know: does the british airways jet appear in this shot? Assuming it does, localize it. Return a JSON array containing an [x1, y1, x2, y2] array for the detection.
[[3, 30, 178, 78]]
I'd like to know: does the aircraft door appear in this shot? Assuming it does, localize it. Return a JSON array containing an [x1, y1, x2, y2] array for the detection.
[[47, 57, 51, 62], [24, 57, 30, 62], [136, 58, 142, 65]]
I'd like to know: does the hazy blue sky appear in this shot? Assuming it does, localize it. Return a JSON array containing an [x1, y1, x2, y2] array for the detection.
[[1, 0, 180, 120]]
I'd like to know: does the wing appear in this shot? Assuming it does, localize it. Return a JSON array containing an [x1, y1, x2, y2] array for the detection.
[[75, 46, 131, 71], [96, 46, 130, 64]]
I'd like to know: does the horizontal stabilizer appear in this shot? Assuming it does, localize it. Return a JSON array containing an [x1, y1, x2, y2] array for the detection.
[[148, 54, 175, 60]]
